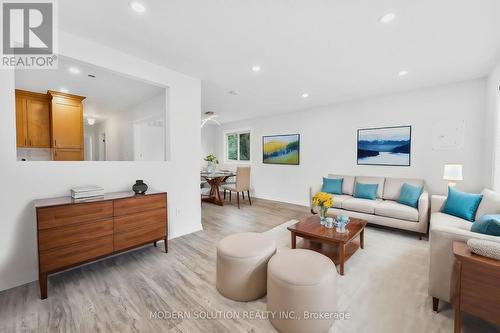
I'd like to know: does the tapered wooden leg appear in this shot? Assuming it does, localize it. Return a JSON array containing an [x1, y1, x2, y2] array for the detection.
[[237, 192, 240, 209], [154, 241, 157, 247], [360, 229, 364, 249], [419, 234, 423, 240], [242, 191, 245, 199], [291, 232, 296, 249], [432, 297, 439, 312], [164, 237, 168, 253], [223, 189, 226, 200], [39, 272, 48, 299], [247, 191, 252, 205], [229, 191, 231, 202], [339, 244, 345, 276]]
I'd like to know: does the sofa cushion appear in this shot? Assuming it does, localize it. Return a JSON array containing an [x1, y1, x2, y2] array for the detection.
[[430, 212, 473, 231], [331, 195, 352, 209], [322, 177, 343, 195], [328, 174, 355, 195], [375, 200, 419, 222], [342, 198, 381, 214], [383, 177, 424, 201], [442, 187, 483, 222], [475, 189, 500, 220], [354, 176, 385, 198], [354, 182, 378, 200], [471, 215, 500, 236]]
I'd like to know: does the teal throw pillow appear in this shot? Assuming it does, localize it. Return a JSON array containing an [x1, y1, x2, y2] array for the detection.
[[442, 187, 483, 222], [398, 183, 424, 208], [322, 177, 343, 195], [471, 214, 500, 236], [354, 182, 378, 200]]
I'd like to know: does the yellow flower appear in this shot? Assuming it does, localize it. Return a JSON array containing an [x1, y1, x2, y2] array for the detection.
[[313, 192, 334, 208]]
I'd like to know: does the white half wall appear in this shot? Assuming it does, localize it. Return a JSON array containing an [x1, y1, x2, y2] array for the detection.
[[488, 60, 500, 190], [216, 79, 488, 206], [0, 32, 202, 292]]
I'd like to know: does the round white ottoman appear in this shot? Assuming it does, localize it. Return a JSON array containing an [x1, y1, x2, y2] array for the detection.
[[216, 232, 276, 301], [267, 249, 337, 333]]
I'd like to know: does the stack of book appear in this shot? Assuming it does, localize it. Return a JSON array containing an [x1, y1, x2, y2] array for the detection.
[[71, 185, 104, 199]]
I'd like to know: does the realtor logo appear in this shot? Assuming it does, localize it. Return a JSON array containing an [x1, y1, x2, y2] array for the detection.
[[1, 0, 58, 68]]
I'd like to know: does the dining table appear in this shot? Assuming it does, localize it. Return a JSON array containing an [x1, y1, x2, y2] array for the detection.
[[200, 170, 236, 206]]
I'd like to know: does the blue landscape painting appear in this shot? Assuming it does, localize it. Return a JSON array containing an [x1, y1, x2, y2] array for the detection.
[[357, 126, 411, 166]]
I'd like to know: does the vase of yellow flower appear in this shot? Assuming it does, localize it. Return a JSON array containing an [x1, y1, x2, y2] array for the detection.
[[312, 192, 334, 225]]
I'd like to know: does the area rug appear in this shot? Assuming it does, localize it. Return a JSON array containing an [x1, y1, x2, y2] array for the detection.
[[262, 220, 500, 333]]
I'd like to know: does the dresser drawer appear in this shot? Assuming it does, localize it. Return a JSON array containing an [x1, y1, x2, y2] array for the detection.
[[114, 194, 166, 217], [40, 235, 113, 273], [37, 201, 113, 230], [114, 208, 166, 234], [38, 219, 113, 251], [114, 223, 166, 251]]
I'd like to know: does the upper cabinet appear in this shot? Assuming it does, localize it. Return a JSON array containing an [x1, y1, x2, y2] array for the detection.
[[15, 89, 86, 161], [48, 90, 85, 150], [15, 90, 51, 148]]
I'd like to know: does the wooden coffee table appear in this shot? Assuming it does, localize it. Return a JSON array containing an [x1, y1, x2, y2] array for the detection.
[[288, 215, 367, 275]]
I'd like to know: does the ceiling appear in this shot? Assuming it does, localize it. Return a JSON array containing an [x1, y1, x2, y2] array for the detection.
[[15, 57, 164, 122], [59, 0, 500, 123]]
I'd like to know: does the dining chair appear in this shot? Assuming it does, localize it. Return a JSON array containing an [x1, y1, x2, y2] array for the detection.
[[221, 166, 251, 209]]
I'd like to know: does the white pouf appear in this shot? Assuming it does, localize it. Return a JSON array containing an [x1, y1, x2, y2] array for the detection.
[[216, 232, 276, 301], [267, 249, 338, 333]]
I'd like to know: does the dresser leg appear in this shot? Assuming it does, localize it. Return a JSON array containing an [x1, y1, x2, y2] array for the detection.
[[39, 273, 48, 300], [432, 297, 439, 312], [154, 241, 157, 247], [164, 237, 168, 253]]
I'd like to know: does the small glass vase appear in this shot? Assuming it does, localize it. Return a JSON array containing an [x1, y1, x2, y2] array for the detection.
[[319, 206, 328, 225], [207, 161, 215, 173]]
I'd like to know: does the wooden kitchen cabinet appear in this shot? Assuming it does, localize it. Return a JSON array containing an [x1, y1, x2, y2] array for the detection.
[[15, 90, 51, 148], [53, 148, 84, 161], [48, 90, 85, 153]]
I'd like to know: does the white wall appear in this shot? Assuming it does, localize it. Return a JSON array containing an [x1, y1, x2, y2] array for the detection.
[[487, 61, 500, 190], [201, 124, 218, 168], [0, 32, 202, 292], [215, 79, 488, 206]]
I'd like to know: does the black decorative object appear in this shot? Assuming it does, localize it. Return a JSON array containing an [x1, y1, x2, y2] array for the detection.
[[132, 180, 148, 194]]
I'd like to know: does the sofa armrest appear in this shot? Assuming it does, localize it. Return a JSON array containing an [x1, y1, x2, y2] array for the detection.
[[431, 195, 447, 214], [309, 184, 323, 208], [428, 225, 500, 302], [418, 191, 429, 220]]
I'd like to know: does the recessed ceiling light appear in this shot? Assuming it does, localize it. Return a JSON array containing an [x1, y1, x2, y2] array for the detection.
[[87, 118, 96, 126], [68, 67, 80, 74], [251, 65, 261, 72], [398, 70, 409, 77], [301, 93, 309, 99], [379, 12, 396, 24], [228, 90, 240, 95], [60, 88, 69, 93], [129, 1, 146, 13]]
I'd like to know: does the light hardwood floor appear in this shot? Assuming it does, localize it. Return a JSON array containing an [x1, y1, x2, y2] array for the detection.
[[0, 198, 309, 333]]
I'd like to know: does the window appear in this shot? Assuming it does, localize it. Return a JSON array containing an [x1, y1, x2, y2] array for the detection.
[[226, 131, 250, 161]]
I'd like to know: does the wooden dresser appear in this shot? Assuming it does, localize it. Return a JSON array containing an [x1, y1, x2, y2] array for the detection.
[[451, 241, 500, 333], [35, 191, 168, 299]]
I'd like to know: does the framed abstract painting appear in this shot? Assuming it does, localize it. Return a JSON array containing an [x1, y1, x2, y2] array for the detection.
[[357, 126, 411, 166], [262, 134, 300, 165]]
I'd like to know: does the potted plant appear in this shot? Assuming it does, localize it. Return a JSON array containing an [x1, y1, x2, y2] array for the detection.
[[312, 192, 334, 224], [204, 154, 219, 173]]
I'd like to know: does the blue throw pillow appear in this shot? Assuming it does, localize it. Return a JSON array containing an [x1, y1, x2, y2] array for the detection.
[[398, 183, 423, 208], [322, 177, 343, 195], [354, 182, 378, 200], [471, 215, 500, 236], [442, 187, 483, 222]]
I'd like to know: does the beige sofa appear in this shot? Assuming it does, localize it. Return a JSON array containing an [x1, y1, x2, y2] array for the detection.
[[428, 190, 500, 311], [310, 174, 429, 237]]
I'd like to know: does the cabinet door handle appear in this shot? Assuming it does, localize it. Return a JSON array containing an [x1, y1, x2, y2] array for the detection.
[[24, 139, 27, 146], [54, 140, 57, 147], [29, 139, 32, 146]]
